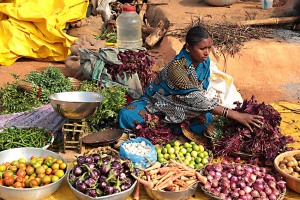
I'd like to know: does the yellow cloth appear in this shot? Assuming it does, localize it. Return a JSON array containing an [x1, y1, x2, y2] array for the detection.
[[45, 101, 300, 200], [0, 0, 88, 66]]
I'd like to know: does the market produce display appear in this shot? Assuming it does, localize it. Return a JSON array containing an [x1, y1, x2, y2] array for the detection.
[[0, 127, 53, 151], [0, 155, 67, 188], [68, 153, 137, 198], [157, 140, 212, 169], [200, 161, 287, 200]]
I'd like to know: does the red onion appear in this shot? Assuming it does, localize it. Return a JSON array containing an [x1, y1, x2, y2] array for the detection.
[[260, 167, 267, 174], [215, 171, 222, 179], [235, 170, 244, 176], [245, 193, 252, 199], [249, 174, 257, 182], [239, 189, 246, 196], [211, 179, 219, 188], [221, 188, 230, 195], [204, 182, 211, 190], [277, 180, 286, 190], [253, 182, 264, 191], [209, 170, 216, 177], [230, 182, 237, 189], [213, 163, 223, 172], [268, 180, 276, 189], [250, 190, 260, 198], [268, 194, 277, 200], [264, 174, 275, 182], [237, 181, 246, 189], [231, 191, 239, 198], [259, 191, 267, 198], [272, 188, 280, 196], [225, 197, 232, 200], [235, 156, 241, 162], [207, 175, 213, 181], [264, 187, 272, 195], [244, 186, 252, 194], [236, 164, 243, 171], [231, 176, 238, 183]]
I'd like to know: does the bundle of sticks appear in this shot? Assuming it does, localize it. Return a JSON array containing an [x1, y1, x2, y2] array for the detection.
[[131, 160, 207, 191]]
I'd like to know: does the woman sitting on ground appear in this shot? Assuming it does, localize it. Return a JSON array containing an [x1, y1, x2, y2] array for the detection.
[[118, 25, 263, 135]]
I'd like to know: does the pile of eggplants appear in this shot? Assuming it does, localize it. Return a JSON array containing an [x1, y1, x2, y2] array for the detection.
[[68, 153, 137, 198], [201, 161, 286, 200]]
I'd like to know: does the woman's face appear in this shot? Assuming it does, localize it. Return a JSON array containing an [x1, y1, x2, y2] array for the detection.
[[186, 37, 213, 64]]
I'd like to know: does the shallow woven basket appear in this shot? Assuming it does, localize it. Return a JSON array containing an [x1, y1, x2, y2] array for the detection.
[[84, 145, 120, 157], [182, 126, 212, 148]]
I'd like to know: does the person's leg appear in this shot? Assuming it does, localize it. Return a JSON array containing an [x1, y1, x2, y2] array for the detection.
[[189, 112, 213, 135], [118, 100, 149, 129]]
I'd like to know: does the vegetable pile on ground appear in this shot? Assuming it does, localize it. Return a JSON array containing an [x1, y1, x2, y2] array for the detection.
[[0, 155, 67, 188], [132, 160, 207, 191], [200, 162, 286, 200], [157, 140, 211, 169], [210, 96, 294, 163], [69, 153, 137, 198], [0, 66, 72, 114], [0, 127, 53, 151], [106, 49, 155, 91], [134, 114, 175, 145]]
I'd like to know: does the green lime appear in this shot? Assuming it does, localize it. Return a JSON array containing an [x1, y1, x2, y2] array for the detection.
[[183, 142, 190, 149], [157, 153, 164, 158], [162, 147, 168, 154], [202, 158, 209, 164], [195, 157, 202, 164], [188, 163, 195, 169], [169, 154, 176, 160], [184, 159, 190, 165], [194, 164, 200, 169], [185, 155, 192, 161], [167, 147, 175, 154], [198, 163, 204, 168], [187, 147, 193, 153], [180, 148, 187, 154], [158, 157, 165, 162], [165, 144, 172, 149], [199, 145, 205, 152], [156, 148, 162, 154], [174, 146, 180, 153], [173, 140, 181, 147], [190, 141, 196, 145], [199, 152, 205, 158], [191, 150, 198, 158], [163, 154, 170, 160], [203, 151, 209, 156], [192, 144, 200, 151], [185, 152, 191, 157]]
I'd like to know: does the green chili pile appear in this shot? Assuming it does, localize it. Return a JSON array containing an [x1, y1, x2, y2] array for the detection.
[[0, 127, 53, 150]]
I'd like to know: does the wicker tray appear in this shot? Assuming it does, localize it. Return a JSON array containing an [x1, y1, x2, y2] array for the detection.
[[182, 127, 212, 148], [84, 145, 120, 157]]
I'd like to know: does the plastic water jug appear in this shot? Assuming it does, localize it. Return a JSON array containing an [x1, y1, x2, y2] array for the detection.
[[116, 5, 143, 49], [261, 0, 273, 9]]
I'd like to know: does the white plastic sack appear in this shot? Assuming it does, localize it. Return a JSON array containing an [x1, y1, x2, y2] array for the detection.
[[205, 61, 243, 109]]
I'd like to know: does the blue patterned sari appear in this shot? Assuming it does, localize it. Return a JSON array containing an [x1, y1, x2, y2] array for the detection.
[[118, 48, 219, 135]]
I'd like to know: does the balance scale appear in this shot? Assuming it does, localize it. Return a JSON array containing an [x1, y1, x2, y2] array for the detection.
[[49, 91, 104, 154]]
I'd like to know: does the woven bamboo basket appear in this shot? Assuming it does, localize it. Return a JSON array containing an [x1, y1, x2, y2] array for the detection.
[[182, 126, 212, 148], [84, 145, 120, 157]]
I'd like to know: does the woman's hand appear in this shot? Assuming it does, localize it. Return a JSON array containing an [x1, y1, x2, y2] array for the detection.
[[230, 111, 264, 132]]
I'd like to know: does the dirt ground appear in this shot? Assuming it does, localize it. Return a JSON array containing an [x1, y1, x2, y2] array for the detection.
[[0, 0, 300, 104]]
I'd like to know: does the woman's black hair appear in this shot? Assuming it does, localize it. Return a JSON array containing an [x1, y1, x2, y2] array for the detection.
[[185, 25, 211, 47]]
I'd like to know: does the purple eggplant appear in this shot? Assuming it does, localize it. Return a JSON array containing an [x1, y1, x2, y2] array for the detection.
[[69, 174, 77, 186], [101, 156, 111, 165], [119, 172, 127, 181], [76, 181, 87, 193], [76, 156, 86, 165], [85, 188, 98, 197], [120, 182, 132, 191], [100, 163, 111, 175], [106, 168, 120, 182], [89, 169, 101, 180], [85, 156, 94, 164], [104, 185, 114, 195], [111, 161, 122, 169], [121, 159, 134, 171], [99, 175, 107, 183], [98, 181, 108, 190], [86, 162, 96, 169], [72, 165, 83, 176], [91, 153, 101, 163], [112, 178, 122, 194], [85, 177, 97, 188]]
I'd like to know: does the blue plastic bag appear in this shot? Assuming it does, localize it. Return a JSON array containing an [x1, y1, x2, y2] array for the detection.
[[119, 137, 157, 169]]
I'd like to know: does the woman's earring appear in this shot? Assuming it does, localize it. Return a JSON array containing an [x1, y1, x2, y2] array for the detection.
[[186, 48, 190, 52]]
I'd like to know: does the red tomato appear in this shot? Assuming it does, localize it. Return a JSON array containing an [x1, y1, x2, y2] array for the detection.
[[15, 177, 23, 183], [3, 170, 14, 178], [29, 179, 39, 188], [16, 169, 26, 178], [4, 176, 14, 186], [0, 179, 4, 186], [13, 182, 22, 188]]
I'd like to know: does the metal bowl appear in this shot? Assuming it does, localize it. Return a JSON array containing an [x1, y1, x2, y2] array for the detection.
[[204, 0, 238, 6], [67, 171, 137, 200], [144, 182, 198, 200], [0, 147, 69, 200], [49, 91, 104, 119]]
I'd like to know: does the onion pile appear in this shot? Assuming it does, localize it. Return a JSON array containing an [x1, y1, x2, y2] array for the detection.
[[201, 162, 286, 200]]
